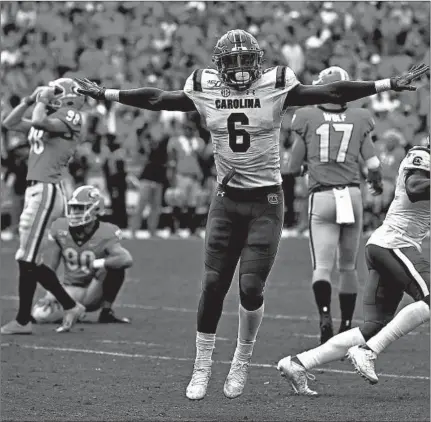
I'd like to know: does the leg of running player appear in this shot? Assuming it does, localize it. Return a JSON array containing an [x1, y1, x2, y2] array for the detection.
[[308, 192, 340, 344], [224, 194, 284, 399], [186, 194, 244, 400], [337, 188, 363, 333], [348, 246, 430, 384], [277, 244, 403, 395], [98, 268, 130, 323]]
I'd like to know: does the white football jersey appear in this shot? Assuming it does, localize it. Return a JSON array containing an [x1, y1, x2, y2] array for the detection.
[[368, 148, 430, 251], [183, 66, 299, 188]]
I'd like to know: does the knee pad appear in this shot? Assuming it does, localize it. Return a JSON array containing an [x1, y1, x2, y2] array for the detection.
[[339, 269, 358, 294], [202, 269, 228, 297], [312, 269, 332, 284], [359, 320, 385, 341], [239, 273, 265, 311]]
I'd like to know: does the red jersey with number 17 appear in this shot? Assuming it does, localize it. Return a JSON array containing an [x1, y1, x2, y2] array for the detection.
[[27, 108, 83, 184], [291, 106, 376, 193]]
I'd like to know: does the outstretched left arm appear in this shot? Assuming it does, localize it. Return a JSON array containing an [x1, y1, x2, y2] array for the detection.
[[287, 64, 429, 107]]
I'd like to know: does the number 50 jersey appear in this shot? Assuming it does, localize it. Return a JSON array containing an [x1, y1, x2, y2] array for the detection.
[[48, 218, 122, 287], [184, 66, 299, 188]]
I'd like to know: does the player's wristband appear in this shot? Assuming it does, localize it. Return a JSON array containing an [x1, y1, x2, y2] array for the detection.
[[92, 259, 106, 269], [105, 89, 120, 102], [374, 79, 391, 93]]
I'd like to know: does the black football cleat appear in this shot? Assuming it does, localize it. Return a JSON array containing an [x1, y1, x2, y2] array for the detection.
[[98, 309, 131, 324], [319, 313, 333, 344]]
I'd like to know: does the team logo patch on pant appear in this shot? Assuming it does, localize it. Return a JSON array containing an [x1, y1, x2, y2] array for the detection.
[[267, 193, 279, 204]]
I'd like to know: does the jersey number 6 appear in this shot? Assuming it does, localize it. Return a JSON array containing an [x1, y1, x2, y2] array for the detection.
[[228, 113, 250, 153]]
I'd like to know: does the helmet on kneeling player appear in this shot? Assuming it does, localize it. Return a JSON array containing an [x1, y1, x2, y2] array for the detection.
[[66, 185, 104, 229]]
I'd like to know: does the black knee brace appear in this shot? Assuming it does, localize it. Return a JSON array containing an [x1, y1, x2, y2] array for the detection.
[[239, 273, 264, 311]]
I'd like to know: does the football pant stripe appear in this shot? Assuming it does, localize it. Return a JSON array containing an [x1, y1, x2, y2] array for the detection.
[[392, 248, 430, 297], [308, 193, 316, 270], [27, 184, 57, 263], [193, 69, 203, 92], [22, 183, 51, 262], [275, 66, 286, 89]]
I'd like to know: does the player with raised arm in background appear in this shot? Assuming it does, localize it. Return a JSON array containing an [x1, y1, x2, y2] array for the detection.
[[287, 66, 383, 344], [278, 141, 430, 395], [74, 29, 428, 400], [1, 79, 88, 335], [31, 185, 133, 324]]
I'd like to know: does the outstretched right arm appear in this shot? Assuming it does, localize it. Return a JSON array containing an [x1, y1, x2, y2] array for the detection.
[[74, 78, 196, 112]]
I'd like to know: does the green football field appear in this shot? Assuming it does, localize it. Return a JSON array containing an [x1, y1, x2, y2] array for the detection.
[[1, 237, 429, 421]]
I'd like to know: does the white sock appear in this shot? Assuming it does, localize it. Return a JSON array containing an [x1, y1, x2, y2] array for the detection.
[[195, 332, 216, 368], [297, 327, 365, 370], [234, 304, 264, 361], [367, 301, 430, 355]]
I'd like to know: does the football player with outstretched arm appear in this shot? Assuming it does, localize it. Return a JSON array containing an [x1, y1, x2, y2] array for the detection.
[[1, 79, 88, 335], [74, 29, 428, 400], [32, 186, 133, 324], [278, 141, 430, 395], [287, 66, 383, 344]]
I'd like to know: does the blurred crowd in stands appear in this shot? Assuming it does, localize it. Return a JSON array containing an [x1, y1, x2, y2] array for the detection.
[[1, 1, 430, 239]]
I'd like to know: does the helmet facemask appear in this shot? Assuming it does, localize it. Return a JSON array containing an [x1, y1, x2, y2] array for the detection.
[[48, 79, 85, 110], [214, 50, 263, 90], [66, 201, 99, 228]]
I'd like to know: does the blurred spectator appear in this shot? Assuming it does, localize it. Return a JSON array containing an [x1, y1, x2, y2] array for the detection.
[[130, 123, 169, 238], [103, 134, 128, 229], [1, 132, 29, 239]]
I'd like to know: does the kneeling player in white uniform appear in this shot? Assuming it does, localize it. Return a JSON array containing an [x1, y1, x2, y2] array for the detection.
[[277, 142, 430, 395], [32, 185, 133, 324]]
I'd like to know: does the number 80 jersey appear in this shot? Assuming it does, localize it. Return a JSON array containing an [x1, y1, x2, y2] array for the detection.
[[184, 66, 299, 188], [48, 218, 122, 287]]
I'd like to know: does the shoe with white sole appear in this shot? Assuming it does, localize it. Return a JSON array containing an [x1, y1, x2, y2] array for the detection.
[[1, 320, 32, 335], [346, 345, 378, 384], [56, 303, 86, 333], [186, 365, 212, 400], [277, 356, 318, 396], [223, 359, 250, 399]]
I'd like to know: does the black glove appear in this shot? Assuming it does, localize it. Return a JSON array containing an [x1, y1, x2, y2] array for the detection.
[[390, 63, 430, 92], [367, 169, 383, 196], [74, 78, 106, 100]]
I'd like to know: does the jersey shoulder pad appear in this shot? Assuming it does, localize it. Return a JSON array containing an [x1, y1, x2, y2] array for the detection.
[[49, 217, 68, 241], [99, 222, 123, 242], [404, 148, 430, 172], [184, 69, 218, 94], [291, 107, 313, 132], [274, 66, 299, 90], [357, 108, 375, 131], [52, 108, 82, 133]]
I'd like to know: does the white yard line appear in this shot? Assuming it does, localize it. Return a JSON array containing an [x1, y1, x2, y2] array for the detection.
[[1, 343, 429, 381], [1, 295, 429, 335]]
